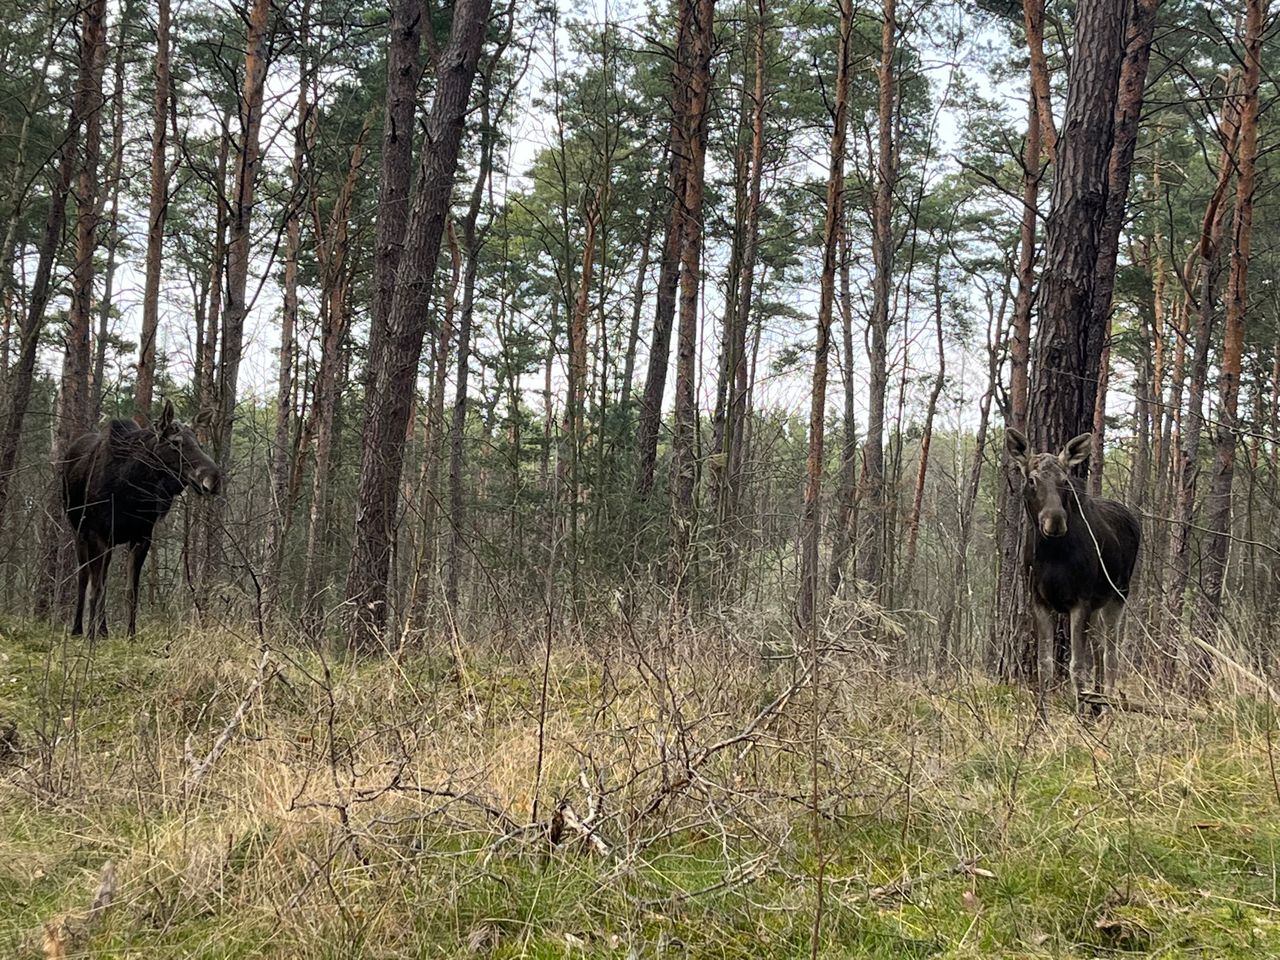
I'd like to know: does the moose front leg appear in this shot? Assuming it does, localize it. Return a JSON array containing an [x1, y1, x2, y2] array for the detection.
[[1032, 601, 1056, 724]]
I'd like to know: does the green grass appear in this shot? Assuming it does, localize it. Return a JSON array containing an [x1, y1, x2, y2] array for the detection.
[[3, 614, 1280, 958]]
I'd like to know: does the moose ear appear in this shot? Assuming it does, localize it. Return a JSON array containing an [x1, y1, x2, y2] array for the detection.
[[1005, 428, 1029, 467], [158, 399, 175, 432], [193, 407, 215, 431], [1059, 432, 1092, 468]]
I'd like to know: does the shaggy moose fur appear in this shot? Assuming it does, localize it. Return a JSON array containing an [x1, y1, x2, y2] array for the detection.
[[1006, 428, 1141, 716], [60, 401, 221, 637]]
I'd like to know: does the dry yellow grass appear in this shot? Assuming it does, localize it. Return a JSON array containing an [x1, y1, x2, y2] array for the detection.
[[2, 613, 1280, 957]]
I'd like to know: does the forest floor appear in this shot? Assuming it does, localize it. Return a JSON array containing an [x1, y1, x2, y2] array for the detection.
[[1, 614, 1279, 958]]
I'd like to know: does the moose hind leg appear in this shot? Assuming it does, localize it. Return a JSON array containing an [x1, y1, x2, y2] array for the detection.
[[95, 545, 113, 637], [71, 540, 91, 636], [85, 542, 109, 640], [1097, 600, 1124, 697], [1068, 605, 1090, 716], [1032, 602, 1055, 722]]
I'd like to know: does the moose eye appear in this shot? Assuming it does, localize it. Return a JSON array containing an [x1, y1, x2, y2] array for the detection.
[[1027, 476, 1038, 489]]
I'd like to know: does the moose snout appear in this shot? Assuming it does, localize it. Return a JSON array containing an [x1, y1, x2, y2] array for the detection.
[[1039, 510, 1067, 538], [196, 468, 222, 496]]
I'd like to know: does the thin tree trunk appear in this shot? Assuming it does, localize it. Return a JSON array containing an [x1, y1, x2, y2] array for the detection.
[[93, 6, 128, 419], [444, 35, 509, 613], [57, 0, 108, 451], [992, 88, 1040, 677], [827, 220, 858, 596], [797, 0, 851, 630], [1198, 0, 1262, 686], [344, 0, 492, 645], [857, 0, 897, 593], [0, 0, 57, 350], [903, 254, 946, 582], [620, 195, 658, 414], [941, 262, 1012, 659], [1088, 328, 1111, 495], [1168, 77, 1241, 641], [712, 0, 766, 591], [413, 222, 461, 614], [263, 4, 310, 619], [634, 1, 691, 498], [210, 0, 270, 579], [135, 0, 171, 414], [1022, 0, 1058, 162], [0, 34, 89, 538], [301, 115, 366, 624]]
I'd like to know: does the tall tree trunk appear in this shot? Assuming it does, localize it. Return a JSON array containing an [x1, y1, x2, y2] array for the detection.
[[797, 0, 851, 630], [1085, 0, 1159, 492], [1027, 0, 1128, 454], [39, 0, 107, 614], [57, 0, 108, 452], [668, 0, 716, 602], [857, 0, 897, 592], [135, 0, 171, 414], [413, 223, 460, 615], [1088, 328, 1111, 495], [1198, 0, 1262, 686], [367, 0, 423, 394], [196, 117, 231, 427], [210, 0, 270, 578], [561, 189, 601, 538], [826, 220, 858, 596], [344, 0, 492, 646], [634, 2, 691, 498]]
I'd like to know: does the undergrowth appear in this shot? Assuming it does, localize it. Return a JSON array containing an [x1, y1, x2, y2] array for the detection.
[[1, 613, 1279, 958]]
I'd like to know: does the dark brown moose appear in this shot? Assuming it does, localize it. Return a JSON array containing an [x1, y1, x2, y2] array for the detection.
[[1006, 428, 1140, 717], [60, 400, 221, 637]]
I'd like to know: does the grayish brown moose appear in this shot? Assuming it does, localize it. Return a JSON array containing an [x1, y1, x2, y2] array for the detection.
[[1006, 429, 1141, 717], [60, 400, 221, 638]]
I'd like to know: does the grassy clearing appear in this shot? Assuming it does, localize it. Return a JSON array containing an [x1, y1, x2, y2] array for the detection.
[[2, 614, 1280, 958]]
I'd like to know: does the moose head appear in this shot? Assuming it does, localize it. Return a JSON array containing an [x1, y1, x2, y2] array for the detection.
[[132, 400, 222, 496], [1005, 428, 1091, 539]]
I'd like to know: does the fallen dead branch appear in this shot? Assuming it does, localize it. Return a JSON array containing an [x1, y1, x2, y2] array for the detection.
[[868, 859, 996, 903], [1078, 690, 1202, 721], [184, 646, 274, 795]]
